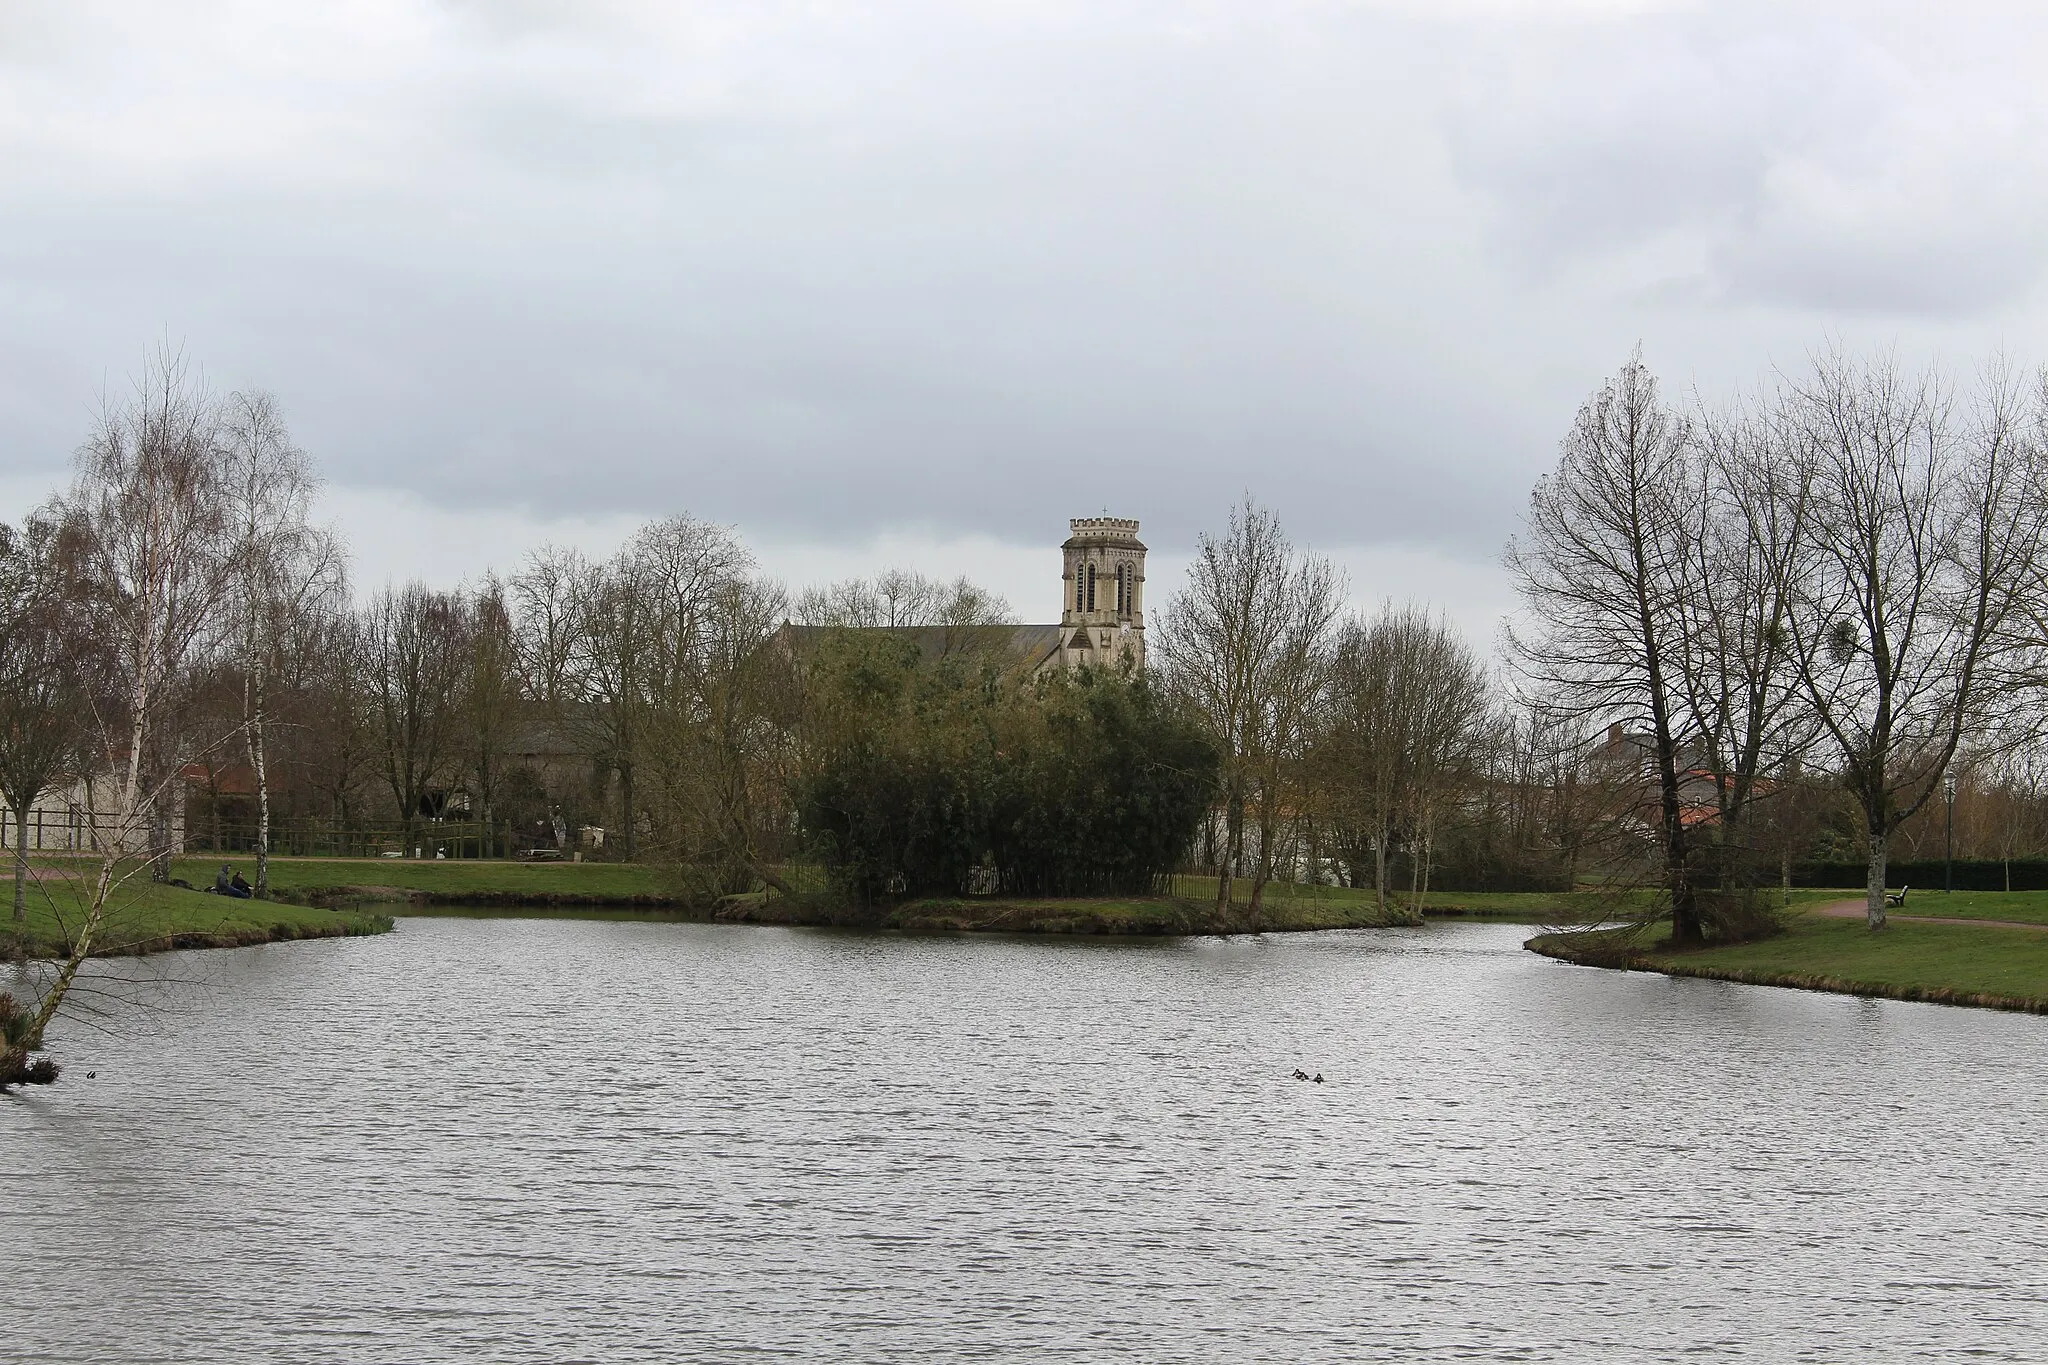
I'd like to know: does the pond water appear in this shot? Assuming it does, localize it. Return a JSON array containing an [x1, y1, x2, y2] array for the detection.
[[8, 916, 2048, 1362]]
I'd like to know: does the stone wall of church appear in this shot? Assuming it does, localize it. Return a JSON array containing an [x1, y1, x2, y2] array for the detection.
[[1055, 516, 1146, 671]]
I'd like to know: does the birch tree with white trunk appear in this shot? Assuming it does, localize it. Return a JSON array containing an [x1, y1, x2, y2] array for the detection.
[[25, 348, 236, 1052], [219, 390, 343, 896]]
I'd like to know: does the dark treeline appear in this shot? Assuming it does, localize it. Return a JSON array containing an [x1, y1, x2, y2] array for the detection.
[[798, 631, 1215, 901]]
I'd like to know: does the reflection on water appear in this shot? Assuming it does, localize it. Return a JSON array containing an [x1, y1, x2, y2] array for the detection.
[[9, 916, 2048, 1362]]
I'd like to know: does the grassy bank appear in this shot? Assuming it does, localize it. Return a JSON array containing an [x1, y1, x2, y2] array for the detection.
[[191, 858, 1423, 930], [16, 855, 1425, 949], [166, 855, 677, 905], [15, 855, 1418, 952], [717, 890, 1417, 935], [1529, 912, 2048, 1013], [7, 865, 393, 960], [1819, 889, 2048, 926], [69, 856, 1699, 925], [1373, 886, 1851, 922]]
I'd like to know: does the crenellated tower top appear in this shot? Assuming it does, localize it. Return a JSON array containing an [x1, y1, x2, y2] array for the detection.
[[1055, 515, 1146, 671], [1066, 516, 1143, 541]]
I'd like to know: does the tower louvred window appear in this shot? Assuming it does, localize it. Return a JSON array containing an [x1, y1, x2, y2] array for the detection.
[[1086, 563, 1096, 612]]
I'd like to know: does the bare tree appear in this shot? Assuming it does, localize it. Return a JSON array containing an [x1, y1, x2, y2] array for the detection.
[[1507, 352, 1707, 943], [362, 582, 470, 851], [796, 568, 1016, 657], [1507, 696, 1615, 889], [219, 389, 343, 894], [1392, 616, 1491, 914], [1985, 742, 2048, 890], [555, 517, 748, 861], [0, 514, 95, 928], [458, 577, 522, 852], [1157, 495, 1342, 922], [26, 347, 236, 1050], [1785, 351, 2045, 928], [300, 609, 379, 837], [1669, 392, 1819, 913], [510, 544, 589, 708], [645, 572, 796, 897], [1322, 604, 1488, 914]]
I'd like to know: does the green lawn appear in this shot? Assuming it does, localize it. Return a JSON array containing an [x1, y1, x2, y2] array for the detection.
[[168, 854, 675, 902], [6, 862, 389, 959], [1822, 888, 2048, 926], [1376, 886, 1849, 922], [723, 891, 1414, 935], [1532, 911, 2048, 1011]]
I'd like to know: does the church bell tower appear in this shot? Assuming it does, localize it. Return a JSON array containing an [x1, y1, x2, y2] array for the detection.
[[1057, 517, 1146, 670]]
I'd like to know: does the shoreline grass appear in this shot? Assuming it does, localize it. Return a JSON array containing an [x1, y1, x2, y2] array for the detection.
[[1416, 886, 1854, 922], [11, 855, 1423, 956], [717, 891, 1416, 935], [7, 863, 393, 960], [167, 854, 677, 904], [1528, 912, 2048, 1014]]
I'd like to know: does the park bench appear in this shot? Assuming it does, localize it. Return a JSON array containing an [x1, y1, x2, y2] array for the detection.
[[520, 847, 565, 862], [1885, 885, 1909, 908]]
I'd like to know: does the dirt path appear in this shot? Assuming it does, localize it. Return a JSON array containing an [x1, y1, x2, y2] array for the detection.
[[1813, 898, 2048, 931]]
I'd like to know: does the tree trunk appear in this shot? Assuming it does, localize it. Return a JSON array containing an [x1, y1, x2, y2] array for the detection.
[[750, 857, 796, 898], [1215, 787, 1242, 914], [13, 804, 29, 923], [1372, 827, 1388, 918], [25, 847, 120, 1047], [620, 760, 637, 861], [247, 665, 272, 897], [149, 783, 173, 884], [1407, 822, 1420, 902], [1416, 812, 1435, 916], [1248, 827, 1270, 922], [1865, 830, 1888, 930], [28, 698, 148, 1049], [1246, 779, 1278, 929]]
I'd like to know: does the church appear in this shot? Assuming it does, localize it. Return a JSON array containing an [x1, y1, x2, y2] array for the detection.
[[771, 515, 1149, 673], [1030, 515, 1148, 673]]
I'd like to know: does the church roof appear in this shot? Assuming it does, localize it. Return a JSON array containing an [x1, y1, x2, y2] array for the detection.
[[773, 622, 1066, 669]]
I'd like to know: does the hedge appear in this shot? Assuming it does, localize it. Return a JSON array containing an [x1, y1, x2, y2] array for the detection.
[[1793, 858, 2048, 892]]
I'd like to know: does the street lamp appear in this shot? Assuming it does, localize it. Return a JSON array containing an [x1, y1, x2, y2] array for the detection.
[[1945, 769, 1958, 894]]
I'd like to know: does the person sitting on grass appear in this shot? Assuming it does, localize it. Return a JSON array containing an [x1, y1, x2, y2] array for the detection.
[[215, 864, 253, 899]]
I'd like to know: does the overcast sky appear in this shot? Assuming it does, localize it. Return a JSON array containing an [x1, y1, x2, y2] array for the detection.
[[5, 0, 2046, 641]]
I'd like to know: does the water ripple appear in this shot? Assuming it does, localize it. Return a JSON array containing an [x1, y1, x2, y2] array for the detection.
[[7, 918, 2048, 1362]]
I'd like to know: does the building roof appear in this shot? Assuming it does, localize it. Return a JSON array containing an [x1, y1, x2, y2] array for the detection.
[[774, 621, 1065, 670]]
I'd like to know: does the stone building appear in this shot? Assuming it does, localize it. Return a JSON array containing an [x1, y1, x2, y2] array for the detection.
[[771, 514, 1150, 676], [1043, 516, 1147, 672]]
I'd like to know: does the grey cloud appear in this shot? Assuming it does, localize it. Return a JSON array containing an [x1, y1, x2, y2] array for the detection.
[[1444, 6, 2048, 317], [2, 2, 2042, 577]]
